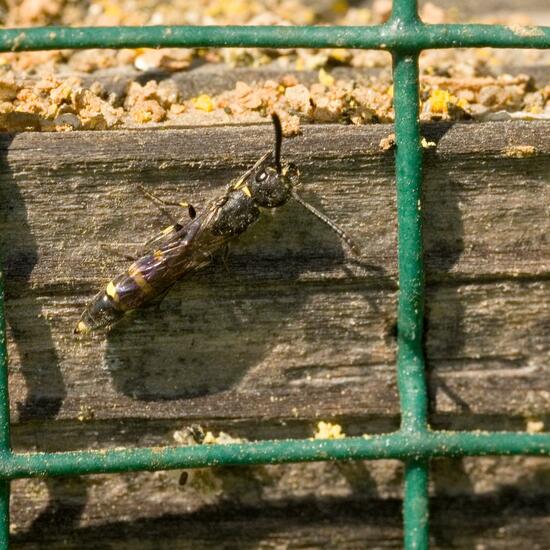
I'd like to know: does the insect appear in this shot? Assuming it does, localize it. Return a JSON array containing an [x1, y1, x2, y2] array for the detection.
[[74, 114, 359, 334]]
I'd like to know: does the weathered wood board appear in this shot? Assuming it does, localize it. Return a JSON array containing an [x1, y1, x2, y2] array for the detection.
[[0, 121, 548, 426], [0, 120, 548, 547], [8, 456, 550, 548], [9, 483, 550, 550]]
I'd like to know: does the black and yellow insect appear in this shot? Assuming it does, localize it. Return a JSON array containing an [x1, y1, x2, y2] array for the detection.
[[75, 114, 359, 334]]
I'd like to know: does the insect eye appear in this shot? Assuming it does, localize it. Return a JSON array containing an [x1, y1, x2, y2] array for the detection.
[[256, 171, 267, 182]]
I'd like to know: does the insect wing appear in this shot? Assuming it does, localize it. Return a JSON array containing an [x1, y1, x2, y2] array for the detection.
[[137, 217, 194, 257], [128, 208, 228, 290]]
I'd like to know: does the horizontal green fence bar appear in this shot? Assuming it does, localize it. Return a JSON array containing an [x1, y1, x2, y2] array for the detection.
[[0, 23, 549, 53], [2, 431, 549, 480]]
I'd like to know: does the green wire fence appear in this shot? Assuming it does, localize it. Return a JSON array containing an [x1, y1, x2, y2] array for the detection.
[[0, 0, 549, 548]]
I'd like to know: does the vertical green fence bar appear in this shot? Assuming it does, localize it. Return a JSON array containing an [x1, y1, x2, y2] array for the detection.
[[393, 48, 430, 549], [392, 1, 430, 548], [0, 483, 8, 549], [403, 460, 430, 549], [0, 273, 11, 548], [391, 0, 420, 23], [392, 49, 428, 434]]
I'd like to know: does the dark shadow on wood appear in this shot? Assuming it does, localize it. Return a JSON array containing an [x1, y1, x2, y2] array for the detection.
[[11, 491, 550, 548], [104, 193, 388, 401], [422, 123, 468, 415], [0, 133, 66, 420], [12, 494, 403, 548], [430, 457, 476, 549], [0, 133, 88, 542]]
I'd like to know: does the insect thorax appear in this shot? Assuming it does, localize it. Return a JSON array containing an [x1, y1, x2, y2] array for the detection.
[[209, 191, 260, 236]]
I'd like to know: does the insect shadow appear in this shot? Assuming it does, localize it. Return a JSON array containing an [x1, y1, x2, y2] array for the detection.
[[103, 193, 381, 401]]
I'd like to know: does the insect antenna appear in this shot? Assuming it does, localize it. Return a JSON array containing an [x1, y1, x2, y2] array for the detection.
[[291, 190, 361, 255], [271, 113, 283, 174]]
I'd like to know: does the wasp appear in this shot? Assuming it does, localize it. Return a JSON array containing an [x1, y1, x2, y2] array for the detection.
[[75, 114, 359, 334]]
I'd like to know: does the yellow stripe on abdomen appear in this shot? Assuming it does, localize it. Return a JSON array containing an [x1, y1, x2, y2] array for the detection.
[[128, 265, 153, 294], [106, 281, 119, 302]]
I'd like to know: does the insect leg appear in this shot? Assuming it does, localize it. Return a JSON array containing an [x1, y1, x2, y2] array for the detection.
[[137, 184, 196, 221], [220, 243, 231, 274], [142, 285, 174, 310], [100, 244, 137, 262]]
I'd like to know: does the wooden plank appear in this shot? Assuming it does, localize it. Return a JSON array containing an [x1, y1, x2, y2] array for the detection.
[[8, 465, 550, 548], [4, 279, 549, 421], [1, 121, 548, 288], [10, 495, 550, 549], [0, 121, 548, 423]]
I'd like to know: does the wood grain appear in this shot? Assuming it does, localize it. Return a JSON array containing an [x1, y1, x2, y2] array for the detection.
[[8, 459, 550, 549], [0, 121, 548, 424]]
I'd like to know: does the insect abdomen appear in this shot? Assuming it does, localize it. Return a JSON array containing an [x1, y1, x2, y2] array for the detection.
[[75, 259, 161, 333], [74, 288, 124, 333]]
